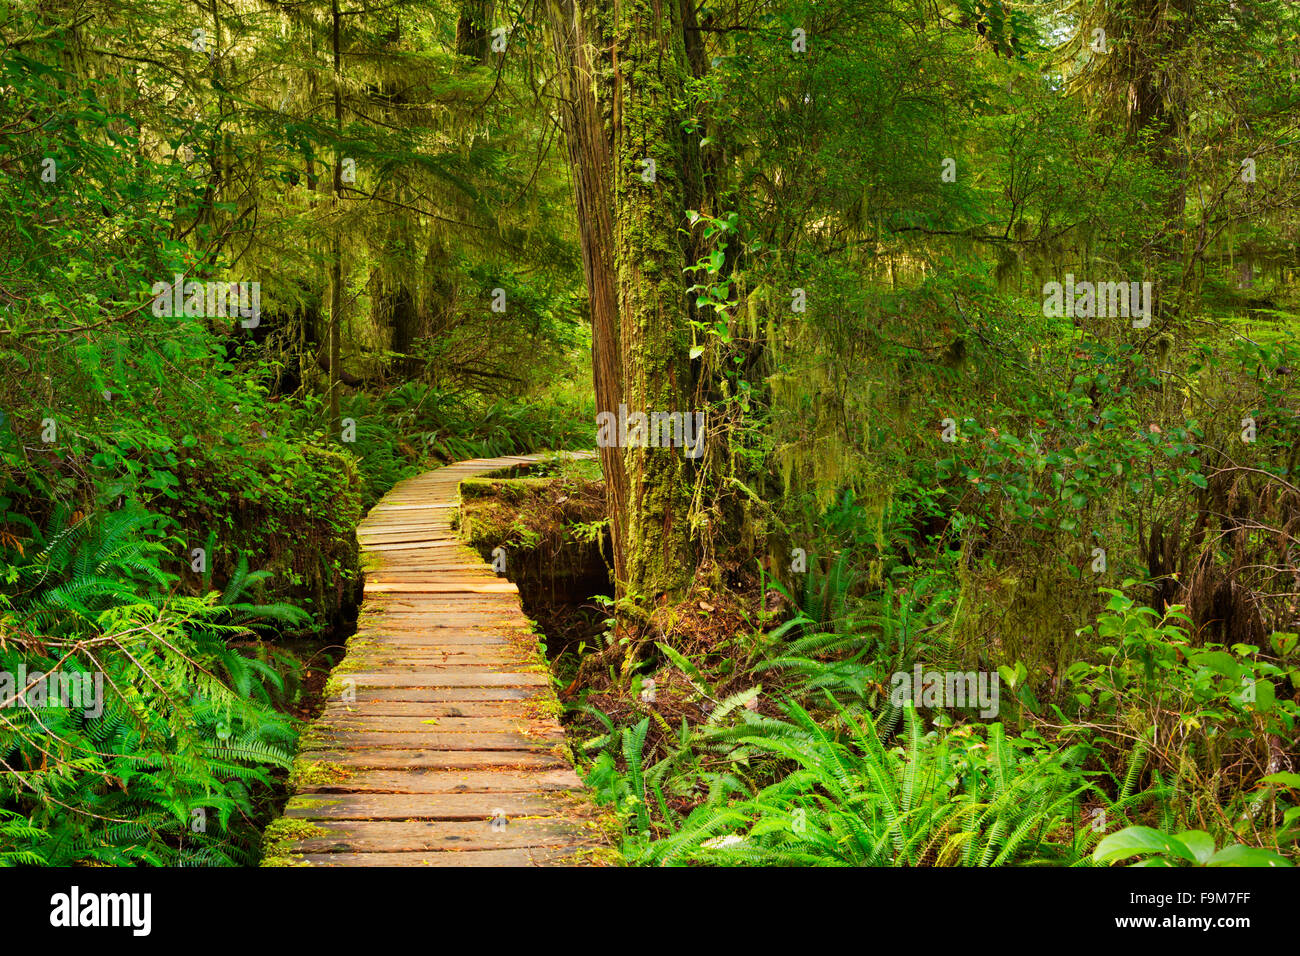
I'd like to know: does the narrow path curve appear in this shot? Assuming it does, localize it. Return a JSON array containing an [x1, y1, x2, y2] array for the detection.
[[268, 453, 601, 866]]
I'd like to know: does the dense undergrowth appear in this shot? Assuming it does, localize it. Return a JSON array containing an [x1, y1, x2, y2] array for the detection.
[[574, 574, 1299, 866], [461, 397, 1300, 868], [536, 0, 1300, 868], [557, 336, 1300, 865], [557, 320, 1300, 864]]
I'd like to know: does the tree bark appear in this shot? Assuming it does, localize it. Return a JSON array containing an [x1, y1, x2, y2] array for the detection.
[[609, 0, 698, 604], [457, 0, 492, 65], [328, 0, 344, 440], [1112, 0, 1195, 325], [547, 0, 629, 586]]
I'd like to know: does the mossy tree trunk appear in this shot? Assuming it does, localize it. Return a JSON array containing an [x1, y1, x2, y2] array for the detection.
[[1092, 0, 1195, 324], [612, 0, 697, 606], [456, 0, 491, 65], [550, 0, 700, 613]]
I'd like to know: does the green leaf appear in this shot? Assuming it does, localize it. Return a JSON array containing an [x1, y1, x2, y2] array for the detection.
[[1173, 830, 1216, 865], [1190, 650, 1238, 677], [1206, 845, 1293, 868], [1093, 826, 1197, 865], [1259, 772, 1300, 790]]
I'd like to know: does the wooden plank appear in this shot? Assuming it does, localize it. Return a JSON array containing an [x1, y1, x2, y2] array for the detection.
[[364, 574, 504, 583], [364, 607, 525, 618], [298, 848, 584, 866], [356, 621, 530, 631], [363, 540, 465, 552], [347, 642, 527, 655], [365, 504, 458, 512], [285, 791, 564, 820], [299, 749, 567, 770], [317, 697, 525, 712], [309, 730, 561, 750], [364, 542, 473, 551], [343, 672, 548, 687], [347, 644, 533, 656], [351, 633, 518, 645], [317, 715, 549, 734], [370, 590, 518, 599], [299, 769, 582, 793], [369, 600, 522, 610], [363, 615, 521, 624], [364, 582, 517, 594], [358, 529, 458, 539], [354, 623, 529, 633], [345, 662, 541, 674], [347, 648, 533, 661], [365, 609, 523, 619], [326, 687, 546, 702], [363, 568, 486, 576], [286, 819, 591, 853], [346, 653, 534, 668]]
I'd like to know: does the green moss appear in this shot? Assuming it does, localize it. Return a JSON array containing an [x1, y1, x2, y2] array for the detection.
[[957, 559, 1093, 684], [460, 476, 557, 500], [288, 759, 351, 790], [321, 667, 358, 701], [286, 795, 342, 810], [260, 818, 327, 867]]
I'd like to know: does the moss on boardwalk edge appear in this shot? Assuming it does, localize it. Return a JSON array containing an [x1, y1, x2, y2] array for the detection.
[[261, 818, 327, 867]]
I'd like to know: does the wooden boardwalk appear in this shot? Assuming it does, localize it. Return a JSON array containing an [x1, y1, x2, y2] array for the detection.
[[269, 454, 600, 866]]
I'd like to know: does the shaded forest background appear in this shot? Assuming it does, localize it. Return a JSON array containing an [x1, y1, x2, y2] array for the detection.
[[1, 0, 1299, 866]]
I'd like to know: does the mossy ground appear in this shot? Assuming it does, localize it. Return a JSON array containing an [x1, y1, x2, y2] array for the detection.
[[260, 818, 327, 867]]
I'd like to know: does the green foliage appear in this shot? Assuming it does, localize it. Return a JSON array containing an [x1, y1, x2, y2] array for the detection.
[[0, 507, 297, 865], [1094, 826, 1292, 868], [2, 0, 1299, 871], [1068, 589, 1298, 743], [587, 700, 1142, 866], [325, 384, 593, 508]]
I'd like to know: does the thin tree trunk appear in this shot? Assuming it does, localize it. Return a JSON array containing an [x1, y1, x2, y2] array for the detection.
[[328, 0, 344, 439], [547, 0, 629, 586]]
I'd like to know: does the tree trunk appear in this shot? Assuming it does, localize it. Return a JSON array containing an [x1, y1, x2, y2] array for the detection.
[[328, 0, 344, 439], [1114, 0, 1194, 325], [381, 280, 421, 378], [610, 0, 698, 603], [457, 1, 491, 65], [549, 0, 699, 609], [546, 0, 629, 586]]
